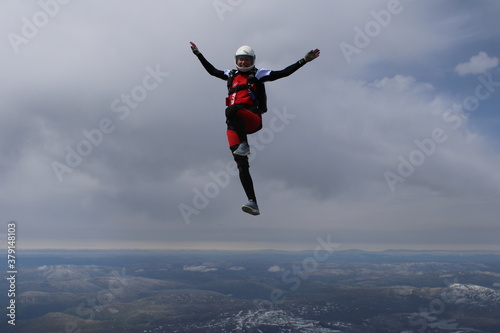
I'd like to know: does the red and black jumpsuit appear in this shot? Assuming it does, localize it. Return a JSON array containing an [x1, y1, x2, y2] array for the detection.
[[195, 52, 307, 204]]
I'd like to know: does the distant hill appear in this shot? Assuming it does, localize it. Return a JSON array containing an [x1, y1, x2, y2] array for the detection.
[[1, 249, 499, 332]]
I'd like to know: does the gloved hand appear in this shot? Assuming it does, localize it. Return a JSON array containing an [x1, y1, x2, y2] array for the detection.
[[303, 48, 320, 62], [190, 42, 200, 55]]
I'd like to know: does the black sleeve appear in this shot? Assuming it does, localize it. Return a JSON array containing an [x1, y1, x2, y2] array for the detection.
[[195, 53, 227, 81], [260, 59, 307, 82]]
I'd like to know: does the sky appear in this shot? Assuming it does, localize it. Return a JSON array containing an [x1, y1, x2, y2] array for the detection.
[[1, 0, 499, 252]]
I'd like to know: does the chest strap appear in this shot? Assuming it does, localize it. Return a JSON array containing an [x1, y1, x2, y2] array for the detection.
[[228, 84, 251, 94]]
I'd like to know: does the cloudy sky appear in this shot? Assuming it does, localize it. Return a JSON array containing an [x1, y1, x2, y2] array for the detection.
[[1, 0, 499, 251]]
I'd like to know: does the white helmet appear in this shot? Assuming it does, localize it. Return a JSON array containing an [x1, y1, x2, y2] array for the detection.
[[235, 45, 255, 72]]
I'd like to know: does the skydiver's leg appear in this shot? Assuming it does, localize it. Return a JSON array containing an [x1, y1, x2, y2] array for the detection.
[[230, 145, 256, 203], [230, 145, 260, 215]]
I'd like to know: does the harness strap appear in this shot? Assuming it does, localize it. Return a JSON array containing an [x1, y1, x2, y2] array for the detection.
[[226, 68, 267, 112], [228, 84, 250, 94], [226, 69, 238, 91]]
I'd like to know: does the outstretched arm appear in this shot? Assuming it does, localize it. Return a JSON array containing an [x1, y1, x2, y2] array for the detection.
[[261, 48, 320, 82], [190, 42, 227, 80]]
